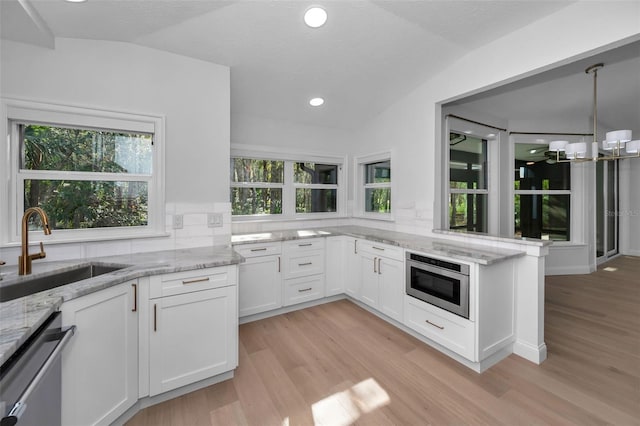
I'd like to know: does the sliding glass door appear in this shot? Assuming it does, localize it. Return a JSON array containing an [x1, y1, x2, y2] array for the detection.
[[596, 158, 618, 262]]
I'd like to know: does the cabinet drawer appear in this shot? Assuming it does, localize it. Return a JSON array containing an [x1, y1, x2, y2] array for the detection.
[[283, 238, 325, 251], [149, 266, 236, 299], [358, 240, 403, 261], [404, 296, 475, 361], [234, 242, 281, 258], [283, 250, 324, 279], [283, 275, 324, 306]]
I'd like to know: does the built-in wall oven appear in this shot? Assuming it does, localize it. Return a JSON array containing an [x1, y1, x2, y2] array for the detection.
[[406, 252, 470, 319]]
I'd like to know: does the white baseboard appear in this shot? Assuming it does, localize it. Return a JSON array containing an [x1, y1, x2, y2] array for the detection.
[[513, 340, 547, 364], [545, 265, 592, 275]]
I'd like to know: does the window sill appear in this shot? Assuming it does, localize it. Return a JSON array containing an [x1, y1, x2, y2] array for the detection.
[[353, 213, 395, 222], [231, 214, 348, 224], [1, 230, 171, 248]]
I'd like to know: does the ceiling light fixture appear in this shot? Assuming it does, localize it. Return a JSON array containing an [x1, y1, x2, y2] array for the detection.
[[65, 0, 88, 3], [304, 7, 327, 28], [309, 97, 324, 107], [549, 63, 639, 162]]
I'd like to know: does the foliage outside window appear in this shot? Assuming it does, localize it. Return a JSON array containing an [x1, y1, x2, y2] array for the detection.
[[513, 142, 571, 241], [230, 158, 341, 217], [364, 161, 391, 214], [19, 124, 153, 230], [230, 158, 284, 215], [449, 133, 487, 232]]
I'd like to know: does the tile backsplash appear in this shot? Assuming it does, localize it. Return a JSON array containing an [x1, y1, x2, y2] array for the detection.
[[0, 202, 232, 266]]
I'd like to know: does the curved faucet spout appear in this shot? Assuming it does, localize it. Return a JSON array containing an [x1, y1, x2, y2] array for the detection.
[[19, 207, 52, 275]]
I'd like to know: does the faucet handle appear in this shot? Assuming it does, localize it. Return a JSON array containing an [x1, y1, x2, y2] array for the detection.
[[29, 242, 47, 261]]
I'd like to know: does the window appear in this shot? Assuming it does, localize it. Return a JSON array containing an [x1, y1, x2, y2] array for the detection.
[[449, 133, 487, 232], [513, 142, 571, 241], [2, 99, 164, 244], [294, 162, 338, 213], [230, 148, 344, 219], [354, 152, 392, 219], [230, 158, 284, 215], [364, 161, 391, 213]]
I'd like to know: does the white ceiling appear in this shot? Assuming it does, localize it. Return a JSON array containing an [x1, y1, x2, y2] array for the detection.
[[2, 0, 637, 134]]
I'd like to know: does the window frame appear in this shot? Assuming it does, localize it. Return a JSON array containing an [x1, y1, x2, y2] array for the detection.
[[1, 98, 165, 245], [510, 134, 579, 243], [354, 151, 393, 221], [230, 144, 346, 221]]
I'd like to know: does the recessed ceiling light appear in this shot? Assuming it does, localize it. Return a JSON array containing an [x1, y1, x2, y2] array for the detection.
[[309, 97, 324, 107], [65, 0, 88, 2], [304, 7, 327, 28], [487, 133, 495, 138]]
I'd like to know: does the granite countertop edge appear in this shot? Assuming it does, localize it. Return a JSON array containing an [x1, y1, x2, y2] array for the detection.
[[232, 226, 527, 265]]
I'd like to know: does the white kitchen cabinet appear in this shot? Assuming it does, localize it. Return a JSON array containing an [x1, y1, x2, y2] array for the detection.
[[148, 266, 238, 396], [344, 237, 361, 299], [357, 241, 404, 322], [325, 236, 345, 296], [282, 238, 325, 306], [237, 242, 282, 317], [61, 281, 139, 426]]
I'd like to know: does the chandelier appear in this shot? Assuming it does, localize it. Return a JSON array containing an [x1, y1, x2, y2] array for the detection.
[[549, 63, 639, 162]]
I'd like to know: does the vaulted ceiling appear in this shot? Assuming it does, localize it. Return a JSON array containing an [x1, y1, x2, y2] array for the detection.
[[1, 0, 637, 134]]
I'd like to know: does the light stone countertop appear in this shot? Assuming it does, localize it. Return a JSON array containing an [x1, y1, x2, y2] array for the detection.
[[0, 245, 243, 366], [232, 225, 528, 265]]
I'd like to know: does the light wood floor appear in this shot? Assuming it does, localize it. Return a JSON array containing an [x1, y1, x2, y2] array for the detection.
[[128, 255, 640, 425]]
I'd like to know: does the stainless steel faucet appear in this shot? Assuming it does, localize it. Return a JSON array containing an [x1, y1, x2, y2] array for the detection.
[[19, 207, 52, 275]]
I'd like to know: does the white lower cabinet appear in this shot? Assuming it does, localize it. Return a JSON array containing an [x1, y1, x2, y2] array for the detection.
[[147, 266, 238, 396], [405, 295, 475, 361], [357, 241, 404, 322], [325, 236, 345, 296], [344, 238, 361, 299], [61, 281, 138, 426], [237, 242, 282, 317], [282, 239, 325, 305]]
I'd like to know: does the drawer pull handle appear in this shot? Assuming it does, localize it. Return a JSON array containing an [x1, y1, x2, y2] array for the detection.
[[278, 256, 281, 272], [251, 248, 268, 252], [373, 257, 377, 273], [131, 283, 137, 312], [377, 258, 382, 275], [153, 304, 157, 332], [354, 240, 358, 254], [298, 262, 313, 266], [426, 320, 444, 330], [298, 243, 313, 247], [182, 277, 210, 285], [372, 246, 385, 251], [298, 287, 313, 293]]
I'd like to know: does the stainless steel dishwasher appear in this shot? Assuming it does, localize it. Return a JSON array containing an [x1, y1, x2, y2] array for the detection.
[[0, 312, 75, 426]]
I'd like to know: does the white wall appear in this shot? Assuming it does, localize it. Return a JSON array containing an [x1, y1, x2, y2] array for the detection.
[[0, 38, 231, 263], [354, 1, 640, 267]]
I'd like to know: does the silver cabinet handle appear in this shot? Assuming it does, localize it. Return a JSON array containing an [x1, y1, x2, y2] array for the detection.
[[298, 287, 313, 293], [3, 325, 76, 425], [354, 240, 358, 254], [277, 256, 281, 272], [372, 246, 385, 251], [426, 320, 444, 330], [377, 258, 382, 275], [298, 243, 313, 247], [131, 283, 137, 312], [250, 247, 268, 252], [373, 257, 377, 273], [153, 304, 158, 332], [182, 277, 210, 285], [298, 262, 312, 266]]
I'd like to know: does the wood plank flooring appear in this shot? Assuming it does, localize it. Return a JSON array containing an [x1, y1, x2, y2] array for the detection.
[[127, 255, 640, 425]]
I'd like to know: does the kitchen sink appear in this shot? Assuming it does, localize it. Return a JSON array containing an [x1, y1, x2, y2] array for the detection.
[[0, 263, 127, 303]]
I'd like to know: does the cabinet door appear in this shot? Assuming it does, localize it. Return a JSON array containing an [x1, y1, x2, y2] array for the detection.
[[238, 255, 282, 317], [359, 251, 379, 308], [344, 238, 361, 298], [379, 257, 404, 322], [61, 281, 138, 426], [325, 237, 344, 296], [149, 286, 238, 396]]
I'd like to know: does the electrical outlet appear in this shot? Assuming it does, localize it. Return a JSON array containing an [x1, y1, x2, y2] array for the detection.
[[207, 212, 223, 228], [173, 214, 183, 229]]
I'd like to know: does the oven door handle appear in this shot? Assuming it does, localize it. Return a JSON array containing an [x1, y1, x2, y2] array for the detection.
[[1, 325, 76, 426]]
